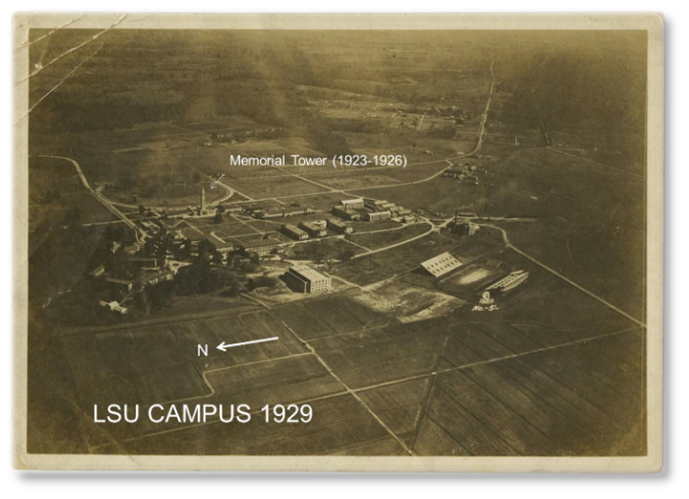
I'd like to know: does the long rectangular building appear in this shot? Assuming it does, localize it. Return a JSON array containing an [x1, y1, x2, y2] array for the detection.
[[283, 224, 309, 241], [240, 237, 282, 256], [363, 210, 392, 222], [340, 198, 364, 210]]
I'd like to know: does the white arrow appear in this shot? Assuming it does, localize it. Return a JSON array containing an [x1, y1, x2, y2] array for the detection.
[[216, 337, 279, 352], [210, 174, 225, 189]]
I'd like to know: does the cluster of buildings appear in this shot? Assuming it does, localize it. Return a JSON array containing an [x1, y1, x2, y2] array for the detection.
[[236, 196, 416, 244], [88, 189, 224, 315], [90, 185, 371, 316], [299, 220, 327, 238], [429, 105, 470, 122], [280, 217, 353, 242], [267, 196, 418, 243], [145, 187, 242, 222], [450, 220, 480, 238], [442, 163, 479, 183], [201, 127, 282, 146], [91, 257, 178, 315], [448, 211, 480, 238], [330, 198, 413, 223]]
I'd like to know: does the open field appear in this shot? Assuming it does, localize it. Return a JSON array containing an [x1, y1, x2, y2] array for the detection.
[[346, 223, 431, 250], [229, 176, 330, 199], [330, 231, 501, 287], [491, 219, 645, 319], [437, 263, 503, 294], [106, 180, 227, 207], [306, 159, 453, 188], [311, 173, 403, 190], [349, 175, 487, 216], [485, 147, 645, 223], [29, 156, 117, 243], [26, 27, 649, 460], [39, 253, 645, 456]]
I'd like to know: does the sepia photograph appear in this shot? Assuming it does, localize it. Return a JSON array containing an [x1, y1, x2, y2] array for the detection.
[[13, 13, 664, 472]]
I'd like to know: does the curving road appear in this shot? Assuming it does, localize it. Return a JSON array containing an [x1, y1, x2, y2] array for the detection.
[[351, 222, 435, 259], [341, 58, 496, 194], [38, 154, 234, 212], [39, 154, 146, 243], [41, 59, 498, 259]]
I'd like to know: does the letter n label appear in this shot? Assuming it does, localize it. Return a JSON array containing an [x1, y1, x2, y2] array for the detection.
[[198, 344, 208, 357]]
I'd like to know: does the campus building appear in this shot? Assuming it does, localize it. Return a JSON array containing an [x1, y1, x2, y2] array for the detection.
[[251, 207, 316, 220], [331, 206, 361, 221], [128, 257, 167, 270], [327, 218, 353, 234], [283, 224, 309, 241], [364, 198, 387, 209], [141, 269, 175, 287], [239, 238, 282, 257], [420, 252, 464, 278], [340, 198, 365, 210], [283, 265, 332, 294], [363, 210, 392, 222], [299, 221, 327, 238]]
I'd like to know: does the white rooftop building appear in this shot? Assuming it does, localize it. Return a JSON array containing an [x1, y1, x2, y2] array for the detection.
[[421, 252, 463, 278]]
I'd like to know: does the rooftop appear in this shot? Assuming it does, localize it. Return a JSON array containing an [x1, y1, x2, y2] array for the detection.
[[421, 252, 463, 278], [241, 237, 282, 249], [288, 265, 331, 283]]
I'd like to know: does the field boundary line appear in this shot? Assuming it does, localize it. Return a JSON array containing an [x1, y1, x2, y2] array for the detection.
[[271, 312, 416, 456], [485, 224, 646, 329]]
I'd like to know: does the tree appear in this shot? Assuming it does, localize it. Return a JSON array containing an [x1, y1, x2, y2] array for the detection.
[[148, 280, 176, 310], [246, 276, 276, 292], [197, 239, 220, 266], [224, 251, 236, 267], [338, 248, 355, 262], [304, 242, 327, 263], [108, 244, 129, 279], [173, 238, 192, 260], [228, 280, 242, 297]]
